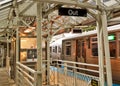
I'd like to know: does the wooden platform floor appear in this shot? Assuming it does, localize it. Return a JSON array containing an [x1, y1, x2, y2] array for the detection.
[[0, 68, 16, 86]]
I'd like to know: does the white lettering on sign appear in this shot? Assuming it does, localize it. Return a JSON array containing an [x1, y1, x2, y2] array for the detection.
[[68, 10, 78, 16]]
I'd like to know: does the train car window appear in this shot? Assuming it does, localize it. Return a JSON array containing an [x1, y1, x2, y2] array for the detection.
[[76, 40, 85, 58], [108, 34, 116, 57], [50, 47, 52, 53], [66, 46, 71, 55], [82, 42, 86, 57], [92, 43, 98, 56], [92, 37, 97, 42], [55, 46, 57, 53], [86, 37, 90, 49], [118, 34, 120, 57], [91, 34, 116, 57], [109, 42, 116, 57], [91, 37, 98, 56], [53, 46, 57, 53], [58, 46, 61, 53], [65, 41, 71, 56], [77, 40, 81, 57], [53, 46, 55, 52]]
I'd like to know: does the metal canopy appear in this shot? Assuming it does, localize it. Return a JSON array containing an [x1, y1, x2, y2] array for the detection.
[[0, 0, 120, 38]]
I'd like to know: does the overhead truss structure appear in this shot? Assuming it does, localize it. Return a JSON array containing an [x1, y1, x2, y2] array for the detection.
[[0, 0, 120, 37]]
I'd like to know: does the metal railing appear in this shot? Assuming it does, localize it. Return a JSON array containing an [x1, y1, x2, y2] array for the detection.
[[16, 60, 100, 86], [16, 62, 36, 86], [43, 60, 100, 86]]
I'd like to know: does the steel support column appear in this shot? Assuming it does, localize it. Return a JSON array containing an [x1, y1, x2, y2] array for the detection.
[[96, 0, 105, 86], [1, 46, 4, 67], [101, 11, 112, 86], [36, 1, 43, 86], [13, 0, 20, 85], [96, 16, 105, 86], [46, 34, 50, 85], [14, 0, 19, 63], [6, 33, 10, 73]]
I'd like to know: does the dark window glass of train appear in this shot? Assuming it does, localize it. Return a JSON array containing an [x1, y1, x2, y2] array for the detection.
[[77, 40, 81, 57], [109, 42, 116, 57], [82, 42, 86, 57], [50, 47, 52, 53], [58, 46, 61, 53], [53, 46, 57, 53], [55, 46, 57, 53], [92, 37, 97, 42], [66, 46, 71, 56], [86, 37, 90, 49], [92, 43, 98, 56], [53, 46, 55, 52]]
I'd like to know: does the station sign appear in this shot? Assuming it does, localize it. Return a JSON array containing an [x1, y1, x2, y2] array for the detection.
[[58, 7, 87, 17]]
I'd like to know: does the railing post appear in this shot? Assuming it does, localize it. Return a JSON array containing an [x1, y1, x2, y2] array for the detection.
[[57, 60, 59, 85], [73, 63, 76, 86], [34, 71, 42, 86], [64, 62, 67, 86], [34, 71, 37, 86], [16, 63, 19, 86], [46, 37, 50, 85]]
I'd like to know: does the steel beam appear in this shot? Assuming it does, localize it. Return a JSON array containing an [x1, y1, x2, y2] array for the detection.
[[102, 11, 112, 86], [43, 4, 62, 18], [20, 2, 35, 15], [20, 18, 31, 28], [38, 0, 98, 10], [36, 1, 43, 86]]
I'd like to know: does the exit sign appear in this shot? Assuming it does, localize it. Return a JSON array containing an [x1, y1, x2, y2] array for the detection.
[[58, 7, 87, 17]]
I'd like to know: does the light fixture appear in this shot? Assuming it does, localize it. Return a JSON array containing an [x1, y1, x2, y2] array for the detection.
[[24, 27, 35, 33]]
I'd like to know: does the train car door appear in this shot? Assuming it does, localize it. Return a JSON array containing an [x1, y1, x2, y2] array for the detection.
[[76, 39, 86, 63]]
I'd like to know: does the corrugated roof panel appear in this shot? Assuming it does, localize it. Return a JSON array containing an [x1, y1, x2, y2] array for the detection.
[[0, 0, 11, 5]]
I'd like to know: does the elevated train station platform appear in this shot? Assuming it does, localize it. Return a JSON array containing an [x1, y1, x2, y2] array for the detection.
[[0, 0, 120, 86]]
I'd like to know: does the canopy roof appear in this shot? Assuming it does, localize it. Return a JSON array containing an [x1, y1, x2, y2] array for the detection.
[[0, 0, 120, 41]]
